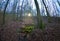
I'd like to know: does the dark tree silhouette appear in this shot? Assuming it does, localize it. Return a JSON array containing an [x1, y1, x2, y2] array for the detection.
[[57, 0, 60, 6], [3, 0, 9, 24], [20, 0, 24, 21], [0, 0, 2, 11], [42, 0, 51, 22], [12, 0, 18, 21], [16, 6, 19, 20], [34, 0, 45, 29]]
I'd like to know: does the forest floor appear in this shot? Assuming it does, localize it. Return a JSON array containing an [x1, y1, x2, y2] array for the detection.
[[0, 17, 60, 41]]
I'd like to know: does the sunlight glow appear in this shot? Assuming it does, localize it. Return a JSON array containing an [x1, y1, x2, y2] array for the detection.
[[28, 13, 32, 16]]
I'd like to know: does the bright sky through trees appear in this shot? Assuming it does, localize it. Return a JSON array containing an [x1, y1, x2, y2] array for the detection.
[[0, 0, 60, 16]]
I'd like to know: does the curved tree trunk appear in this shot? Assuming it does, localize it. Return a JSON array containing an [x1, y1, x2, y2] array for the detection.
[[42, 0, 51, 22], [34, 0, 45, 29], [57, 0, 60, 6]]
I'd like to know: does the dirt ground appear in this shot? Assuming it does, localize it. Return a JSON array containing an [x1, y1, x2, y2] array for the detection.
[[0, 17, 60, 41]]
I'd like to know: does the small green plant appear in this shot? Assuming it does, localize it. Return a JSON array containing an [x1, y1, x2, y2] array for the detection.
[[22, 25, 34, 33], [16, 25, 34, 34]]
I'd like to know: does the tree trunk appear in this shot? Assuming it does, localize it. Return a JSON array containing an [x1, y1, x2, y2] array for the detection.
[[16, 6, 19, 20], [34, 0, 45, 29], [3, 0, 9, 25], [57, 0, 60, 6], [20, 0, 24, 21], [42, 0, 51, 22], [12, 0, 18, 21]]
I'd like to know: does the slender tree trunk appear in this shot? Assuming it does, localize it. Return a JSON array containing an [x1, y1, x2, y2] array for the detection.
[[16, 12, 18, 21], [16, 0, 20, 21], [20, 0, 24, 21], [12, 0, 18, 21], [3, 0, 9, 25], [42, 0, 51, 22], [16, 6, 19, 20], [34, 0, 44, 29], [57, 0, 60, 6], [0, 0, 2, 11]]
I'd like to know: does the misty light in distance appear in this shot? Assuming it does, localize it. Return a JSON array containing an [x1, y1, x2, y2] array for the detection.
[[28, 13, 32, 17]]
